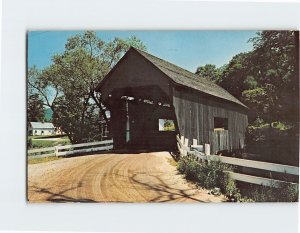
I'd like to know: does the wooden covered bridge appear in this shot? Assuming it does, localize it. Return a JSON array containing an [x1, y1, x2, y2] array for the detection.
[[96, 47, 248, 154]]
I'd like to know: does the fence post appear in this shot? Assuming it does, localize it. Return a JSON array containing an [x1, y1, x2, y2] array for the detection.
[[192, 139, 197, 146], [54, 146, 58, 157], [205, 144, 210, 156], [180, 136, 184, 145], [184, 138, 189, 147]]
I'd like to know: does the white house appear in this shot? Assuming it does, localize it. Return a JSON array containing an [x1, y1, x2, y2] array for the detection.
[[28, 122, 55, 136]]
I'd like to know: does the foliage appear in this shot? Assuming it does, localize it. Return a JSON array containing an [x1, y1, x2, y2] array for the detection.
[[218, 52, 254, 99], [198, 31, 299, 128], [163, 120, 175, 131], [195, 64, 224, 82], [245, 121, 299, 165], [28, 31, 146, 143], [241, 183, 299, 202], [177, 154, 240, 201], [27, 93, 45, 122], [195, 31, 299, 166], [177, 154, 298, 202]]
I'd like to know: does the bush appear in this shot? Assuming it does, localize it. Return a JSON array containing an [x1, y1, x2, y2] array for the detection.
[[245, 120, 299, 166], [177, 154, 240, 201], [241, 182, 299, 202], [177, 154, 298, 202]]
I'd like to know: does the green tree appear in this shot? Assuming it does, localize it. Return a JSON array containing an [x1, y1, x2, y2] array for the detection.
[[247, 31, 299, 125], [218, 31, 298, 126], [218, 52, 254, 99], [28, 31, 146, 143], [195, 64, 224, 83], [27, 93, 45, 122], [242, 84, 278, 123]]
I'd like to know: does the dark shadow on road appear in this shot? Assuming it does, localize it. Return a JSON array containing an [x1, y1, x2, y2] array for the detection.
[[129, 173, 206, 203], [29, 184, 96, 203]]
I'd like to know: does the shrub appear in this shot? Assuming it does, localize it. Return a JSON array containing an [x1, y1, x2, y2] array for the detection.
[[177, 154, 240, 201], [177, 154, 298, 202], [242, 182, 299, 202], [245, 120, 299, 166]]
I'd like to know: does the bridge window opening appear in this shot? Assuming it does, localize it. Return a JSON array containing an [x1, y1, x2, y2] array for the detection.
[[214, 117, 228, 131], [158, 119, 175, 131]]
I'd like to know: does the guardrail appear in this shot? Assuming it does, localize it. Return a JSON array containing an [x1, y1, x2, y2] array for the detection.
[[176, 135, 299, 188], [27, 139, 113, 158]]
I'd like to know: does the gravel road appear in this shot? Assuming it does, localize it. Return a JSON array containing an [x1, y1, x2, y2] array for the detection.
[[28, 152, 226, 203]]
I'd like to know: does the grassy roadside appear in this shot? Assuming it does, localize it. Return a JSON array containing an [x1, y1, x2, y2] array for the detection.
[[176, 154, 298, 202], [167, 157, 178, 167], [28, 156, 62, 164], [28, 135, 71, 149]]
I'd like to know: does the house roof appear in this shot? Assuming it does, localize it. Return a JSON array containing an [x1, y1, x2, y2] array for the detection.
[[30, 122, 55, 129], [132, 48, 247, 108]]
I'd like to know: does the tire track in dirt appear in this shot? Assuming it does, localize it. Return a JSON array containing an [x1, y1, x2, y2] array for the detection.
[[28, 152, 226, 203]]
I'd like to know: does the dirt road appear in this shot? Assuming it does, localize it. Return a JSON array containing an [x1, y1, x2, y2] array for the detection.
[[28, 152, 226, 203]]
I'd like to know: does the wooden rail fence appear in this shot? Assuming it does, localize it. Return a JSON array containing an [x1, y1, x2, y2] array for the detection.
[[176, 135, 299, 188], [27, 139, 113, 158]]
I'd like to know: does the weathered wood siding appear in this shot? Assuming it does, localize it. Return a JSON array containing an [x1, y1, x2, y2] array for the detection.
[[173, 86, 248, 154]]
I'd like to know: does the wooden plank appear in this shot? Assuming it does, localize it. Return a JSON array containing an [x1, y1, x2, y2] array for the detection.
[[58, 145, 113, 156], [27, 147, 55, 154], [57, 140, 113, 150], [227, 172, 299, 188], [194, 152, 299, 175]]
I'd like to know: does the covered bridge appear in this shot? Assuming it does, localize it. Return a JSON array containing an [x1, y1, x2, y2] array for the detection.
[[96, 47, 248, 154]]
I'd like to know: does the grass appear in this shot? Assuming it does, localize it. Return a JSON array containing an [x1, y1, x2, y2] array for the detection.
[[28, 134, 68, 140], [239, 183, 299, 202], [28, 136, 71, 149], [167, 158, 178, 167], [28, 156, 62, 164]]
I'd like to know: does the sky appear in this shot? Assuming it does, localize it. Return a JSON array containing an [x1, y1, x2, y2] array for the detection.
[[28, 30, 257, 73]]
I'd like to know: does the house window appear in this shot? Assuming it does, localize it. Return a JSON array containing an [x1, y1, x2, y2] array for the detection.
[[214, 117, 228, 131], [158, 119, 175, 131]]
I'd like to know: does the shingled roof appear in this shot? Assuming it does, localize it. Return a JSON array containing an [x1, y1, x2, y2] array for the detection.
[[132, 47, 247, 108]]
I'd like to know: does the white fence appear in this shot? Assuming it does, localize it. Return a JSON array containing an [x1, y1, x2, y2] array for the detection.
[[28, 139, 113, 158], [177, 135, 299, 188]]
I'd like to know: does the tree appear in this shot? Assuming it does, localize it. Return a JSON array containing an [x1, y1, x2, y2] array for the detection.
[[247, 31, 299, 125], [218, 52, 254, 99], [28, 31, 146, 143], [218, 31, 298, 127], [27, 93, 45, 122], [195, 64, 223, 83], [242, 84, 278, 123]]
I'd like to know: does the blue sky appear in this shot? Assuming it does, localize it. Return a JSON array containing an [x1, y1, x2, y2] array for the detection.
[[28, 30, 257, 72]]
